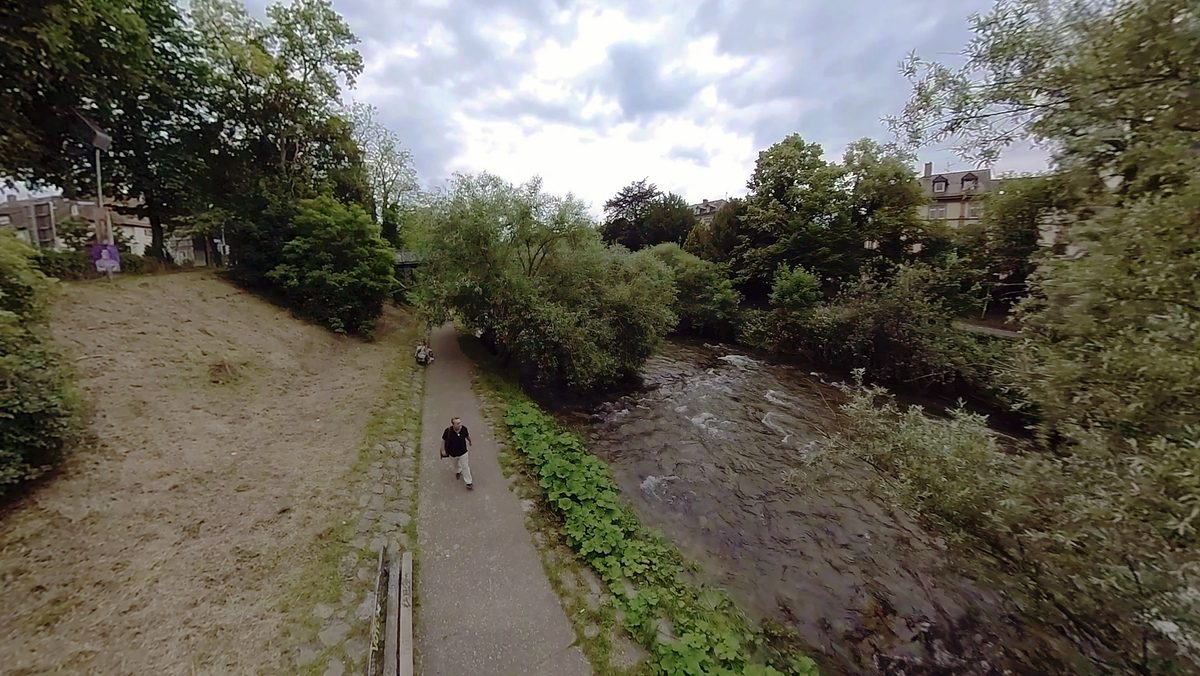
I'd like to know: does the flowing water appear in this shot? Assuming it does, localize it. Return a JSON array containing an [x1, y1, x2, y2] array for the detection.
[[560, 341, 1084, 674]]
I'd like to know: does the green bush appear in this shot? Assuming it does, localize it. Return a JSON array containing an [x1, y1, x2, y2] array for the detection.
[[34, 249, 168, 280], [829, 380, 1199, 672], [0, 233, 80, 496], [767, 264, 821, 346], [266, 195, 396, 335], [504, 397, 818, 675], [414, 174, 677, 393], [804, 265, 998, 389], [643, 243, 741, 339]]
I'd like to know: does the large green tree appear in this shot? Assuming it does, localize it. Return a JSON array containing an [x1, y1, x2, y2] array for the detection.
[[192, 0, 368, 283], [891, 0, 1200, 669], [840, 139, 936, 270], [416, 174, 676, 392], [601, 179, 697, 251], [0, 0, 158, 188], [733, 134, 858, 298], [0, 0, 218, 260]]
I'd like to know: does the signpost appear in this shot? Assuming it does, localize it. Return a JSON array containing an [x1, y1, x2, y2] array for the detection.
[[72, 111, 115, 279]]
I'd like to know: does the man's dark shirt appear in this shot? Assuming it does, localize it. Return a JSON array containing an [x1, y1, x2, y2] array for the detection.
[[442, 425, 470, 457]]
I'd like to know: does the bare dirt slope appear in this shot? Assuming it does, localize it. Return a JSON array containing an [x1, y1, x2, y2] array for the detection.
[[0, 271, 411, 675]]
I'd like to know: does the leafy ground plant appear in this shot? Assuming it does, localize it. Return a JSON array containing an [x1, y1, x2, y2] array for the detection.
[[502, 397, 819, 675]]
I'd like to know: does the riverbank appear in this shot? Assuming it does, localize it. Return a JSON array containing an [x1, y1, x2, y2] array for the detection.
[[550, 340, 1088, 673]]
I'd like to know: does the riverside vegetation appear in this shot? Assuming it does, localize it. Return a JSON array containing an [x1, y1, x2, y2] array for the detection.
[[504, 396, 820, 676]]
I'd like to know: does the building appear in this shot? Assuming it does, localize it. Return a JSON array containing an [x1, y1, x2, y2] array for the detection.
[[0, 193, 214, 265], [917, 163, 993, 228], [689, 198, 728, 226], [0, 194, 62, 249]]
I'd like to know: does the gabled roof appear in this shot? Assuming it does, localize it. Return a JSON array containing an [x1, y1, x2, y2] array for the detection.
[[921, 168, 992, 199]]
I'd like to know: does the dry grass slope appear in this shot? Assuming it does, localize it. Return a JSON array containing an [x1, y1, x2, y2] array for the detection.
[[0, 271, 413, 675]]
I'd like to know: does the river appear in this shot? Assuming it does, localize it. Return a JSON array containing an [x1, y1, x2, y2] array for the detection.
[[558, 341, 1084, 675]]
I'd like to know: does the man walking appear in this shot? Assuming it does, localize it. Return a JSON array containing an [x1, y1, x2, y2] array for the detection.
[[440, 416, 473, 489]]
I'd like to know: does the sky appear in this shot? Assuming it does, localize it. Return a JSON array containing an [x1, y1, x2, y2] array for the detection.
[[11, 0, 1050, 208], [314, 0, 1050, 212]]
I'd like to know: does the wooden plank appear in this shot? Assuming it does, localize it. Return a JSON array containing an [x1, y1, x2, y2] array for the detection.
[[399, 551, 414, 676], [367, 547, 387, 676], [383, 553, 400, 676]]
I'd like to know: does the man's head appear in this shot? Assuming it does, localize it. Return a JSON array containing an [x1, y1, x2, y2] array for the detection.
[[451, 416, 462, 431]]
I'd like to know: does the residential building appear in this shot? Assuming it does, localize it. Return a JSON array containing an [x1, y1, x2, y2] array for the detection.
[[0, 194, 62, 249], [0, 194, 213, 265], [917, 163, 992, 228], [689, 198, 728, 226]]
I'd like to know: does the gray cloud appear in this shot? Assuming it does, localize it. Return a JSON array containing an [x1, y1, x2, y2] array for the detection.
[[605, 42, 705, 121], [319, 0, 1027, 188], [704, 0, 994, 154], [336, 0, 575, 182]]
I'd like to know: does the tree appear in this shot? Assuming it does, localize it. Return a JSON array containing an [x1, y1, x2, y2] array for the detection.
[[600, 180, 696, 251], [601, 180, 653, 250], [644, 243, 741, 339], [415, 173, 676, 392], [684, 199, 743, 264], [346, 102, 418, 225], [192, 0, 368, 284], [0, 0, 159, 189], [840, 139, 935, 270], [955, 174, 1075, 308], [265, 196, 395, 334], [734, 134, 858, 298], [891, 0, 1200, 668], [0, 0, 220, 261]]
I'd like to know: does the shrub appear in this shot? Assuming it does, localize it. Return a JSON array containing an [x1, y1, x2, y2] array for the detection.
[[0, 233, 80, 496], [415, 174, 677, 393], [828, 380, 1200, 672], [767, 264, 821, 347], [266, 195, 396, 334], [644, 243, 741, 339], [34, 249, 168, 280], [805, 265, 996, 389]]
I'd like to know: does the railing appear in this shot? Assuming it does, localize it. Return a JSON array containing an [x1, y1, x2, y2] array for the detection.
[[367, 547, 414, 676]]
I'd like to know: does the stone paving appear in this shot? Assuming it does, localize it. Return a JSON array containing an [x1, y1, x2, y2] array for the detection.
[[290, 359, 424, 676]]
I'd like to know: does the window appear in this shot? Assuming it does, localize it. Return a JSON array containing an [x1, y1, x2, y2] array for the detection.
[[932, 177, 947, 193], [0, 215, 9, 225], [929, 204, 947, 219], [967, 202, 983, 219]]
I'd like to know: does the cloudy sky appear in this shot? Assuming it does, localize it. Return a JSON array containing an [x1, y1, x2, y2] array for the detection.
[[278, 0, 1048, 211]]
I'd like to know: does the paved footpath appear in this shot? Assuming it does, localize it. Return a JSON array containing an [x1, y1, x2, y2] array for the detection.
[[416, 323, 591, 675]]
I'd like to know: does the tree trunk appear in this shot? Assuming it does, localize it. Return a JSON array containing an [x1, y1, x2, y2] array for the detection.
[[147, 211, 169, 261]]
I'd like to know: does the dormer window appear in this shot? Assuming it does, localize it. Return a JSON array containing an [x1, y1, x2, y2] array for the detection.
[[932, 176, 948, 193], [961, 173, 978, 191]]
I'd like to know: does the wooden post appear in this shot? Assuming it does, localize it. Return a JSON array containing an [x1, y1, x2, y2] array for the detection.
[[383, 554, 400, 676], [399, 551, 413, 676]]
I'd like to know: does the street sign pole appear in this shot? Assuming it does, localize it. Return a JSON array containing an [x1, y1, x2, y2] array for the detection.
[[95, 148, 112, 280]]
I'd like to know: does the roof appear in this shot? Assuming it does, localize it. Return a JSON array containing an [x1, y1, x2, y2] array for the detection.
[[689, 198, 729, 216], [920, 168, 993, 199]]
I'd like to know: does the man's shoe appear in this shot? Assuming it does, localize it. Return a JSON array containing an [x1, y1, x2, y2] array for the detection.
[[455, 472, 462, 480], [466, 483, 474, 490]]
